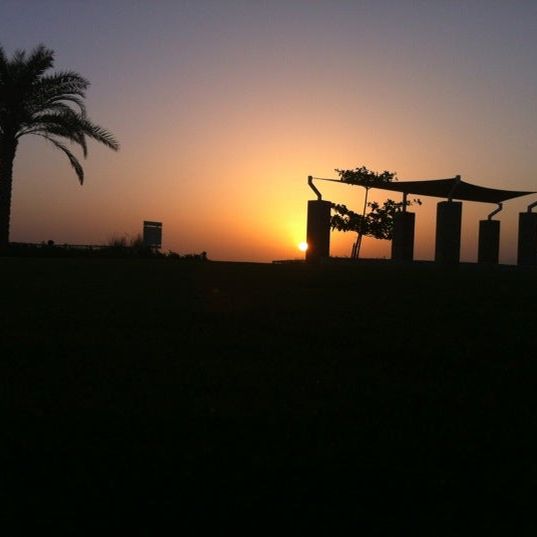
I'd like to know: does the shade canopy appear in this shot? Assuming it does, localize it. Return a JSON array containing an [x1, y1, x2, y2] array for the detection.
[[315, 176, 536, 204], [370, 177, 535, 204]]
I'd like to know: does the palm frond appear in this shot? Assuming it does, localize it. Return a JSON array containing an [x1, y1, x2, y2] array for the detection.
[[36, 101, 83, 118], [24, 98, 86, 124], [25, 44, 54, 78], [38, 71, 89, 95], [0, 46, 7, 71], [25, 87, 88, 119], [20, 108, 84, 129], [26, 72, 90, 118], [33, 133, 85, 184], [46, 95, 87, 116], [80, 118, 120, 151], [11, 49, 26, 65], [19, 112, 89, 156]]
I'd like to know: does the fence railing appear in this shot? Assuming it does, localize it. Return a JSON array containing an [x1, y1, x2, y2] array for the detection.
[[9, 241, 110, 250]]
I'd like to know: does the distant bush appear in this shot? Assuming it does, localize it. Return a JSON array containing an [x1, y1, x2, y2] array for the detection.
[[106, 234, 156, 258], [107, 235, 128, 249], [166, 250, 208, 261]]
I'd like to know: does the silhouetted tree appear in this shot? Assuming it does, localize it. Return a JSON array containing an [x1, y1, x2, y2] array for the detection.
[[335, 167, 397, 258], [331, 198, 421, 254], [0, 44, 119, 250]]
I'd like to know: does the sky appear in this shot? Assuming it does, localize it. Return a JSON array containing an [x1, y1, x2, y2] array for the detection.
[[2, 0, 537, 263]]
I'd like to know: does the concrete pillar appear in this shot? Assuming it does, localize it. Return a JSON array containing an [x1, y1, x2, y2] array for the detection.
[[478, 220, 500, 264], [306, 200, 332, 263], [435, 201, 462, 264], [517, 212, 537, 266], [391, 211, 415, 261]]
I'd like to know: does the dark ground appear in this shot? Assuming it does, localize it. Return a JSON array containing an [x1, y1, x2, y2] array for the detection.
[[2, 257, 537, 533]]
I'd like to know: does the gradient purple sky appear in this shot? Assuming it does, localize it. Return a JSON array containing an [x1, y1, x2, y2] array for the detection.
[[2, 0, 537, 262]]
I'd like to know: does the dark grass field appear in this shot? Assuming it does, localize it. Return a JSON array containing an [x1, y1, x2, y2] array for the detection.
[[2, 257, 537, 533]]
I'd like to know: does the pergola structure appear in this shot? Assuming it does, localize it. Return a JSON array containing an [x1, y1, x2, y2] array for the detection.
[[306, 174, 537, 265]]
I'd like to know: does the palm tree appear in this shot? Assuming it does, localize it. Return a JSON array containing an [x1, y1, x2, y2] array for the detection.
[[0, 44, 119, 250]]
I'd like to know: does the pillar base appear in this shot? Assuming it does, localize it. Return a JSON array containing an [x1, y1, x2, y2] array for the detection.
[[391, 211, 415, 261], [517, 212, 537, 266], [306, 200, 332, 263], [435, 201, 462, 264], [478, 220, 500, 264]]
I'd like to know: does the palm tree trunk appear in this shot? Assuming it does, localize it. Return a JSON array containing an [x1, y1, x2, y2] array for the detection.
[[0, 138, 18, 252]]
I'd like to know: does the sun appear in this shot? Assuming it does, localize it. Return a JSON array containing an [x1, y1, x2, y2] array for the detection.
[[298, 241, 308, 252]]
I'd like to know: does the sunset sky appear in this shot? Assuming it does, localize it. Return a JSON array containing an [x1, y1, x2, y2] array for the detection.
[[2, 0, 537, 263]]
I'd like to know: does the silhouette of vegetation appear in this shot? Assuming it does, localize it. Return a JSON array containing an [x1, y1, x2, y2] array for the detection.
[[107, 235, 129, 249], [336, 166, 396, 188], [0, 44, 119, 251], [335, 166, 397, 258], [167, 250, 208, 261], [331, 198, 422, 243], [105, 234, 207, 259], [333, 166, 421, 258], [107, 233, 148, 255]]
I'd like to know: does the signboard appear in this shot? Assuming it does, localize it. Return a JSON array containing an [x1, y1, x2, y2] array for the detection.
[[143, 221, 162, 248]]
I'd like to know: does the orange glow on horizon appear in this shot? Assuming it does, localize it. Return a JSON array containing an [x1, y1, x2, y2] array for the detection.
[[4, 3, 537, 267]]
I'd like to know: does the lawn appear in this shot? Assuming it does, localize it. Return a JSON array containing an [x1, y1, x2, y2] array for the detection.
[[2, 257, 537, 532]]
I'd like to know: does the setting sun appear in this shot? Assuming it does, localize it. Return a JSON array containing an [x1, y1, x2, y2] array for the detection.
[[2, 2, 536, 267], [298, 241, 308, 252]]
